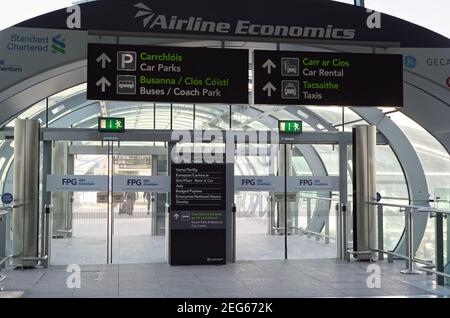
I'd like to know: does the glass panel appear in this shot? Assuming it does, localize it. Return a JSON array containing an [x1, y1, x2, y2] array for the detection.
[[0, 140, 13, 260], [287, 144, 338, 259], [415, 216, 435, 262], [234, 143, 282, 260], [112, 142, 167, 264], [195, 105, 229, 130], [50, 141, 108, 265], [389, 112, 450, 257]]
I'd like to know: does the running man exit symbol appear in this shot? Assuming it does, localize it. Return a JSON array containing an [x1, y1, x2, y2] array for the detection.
[[279, 120, 302, 133]]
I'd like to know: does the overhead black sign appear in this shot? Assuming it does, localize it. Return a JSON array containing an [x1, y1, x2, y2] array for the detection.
[[17, 0, 450, 48], [87, 43, 248, 103], [254, 50, 403, 107], [171, 163, 226, 211]]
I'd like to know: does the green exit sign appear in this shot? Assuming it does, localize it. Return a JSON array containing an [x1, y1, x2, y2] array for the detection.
[[98, 117, 125, 132], [279, 121, 302, 133]]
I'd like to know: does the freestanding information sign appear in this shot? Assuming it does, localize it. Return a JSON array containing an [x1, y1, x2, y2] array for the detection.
[[170, 163, 226, 265]]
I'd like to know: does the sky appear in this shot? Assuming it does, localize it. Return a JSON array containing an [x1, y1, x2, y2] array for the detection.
[[0, 0, 448, 38]]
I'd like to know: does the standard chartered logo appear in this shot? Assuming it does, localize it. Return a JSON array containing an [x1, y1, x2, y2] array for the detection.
[[51, 34, 66, 54], [5, 34, 66, 54]]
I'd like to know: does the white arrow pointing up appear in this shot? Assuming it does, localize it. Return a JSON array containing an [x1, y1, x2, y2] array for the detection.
[[174, 213, 180, 220], [96, 53, 112, 69], [96, 77, 111, 93], [262, 59, 276, 74], [262, 82, 276, 97]]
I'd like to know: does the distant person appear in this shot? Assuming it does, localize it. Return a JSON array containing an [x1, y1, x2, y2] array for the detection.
[[144, 191, 152, 215], [120, 192, 138, 215]]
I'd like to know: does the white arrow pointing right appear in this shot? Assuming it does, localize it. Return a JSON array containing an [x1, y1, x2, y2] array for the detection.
[[96, 77, 111, 93], [262, 82, 276, 97]]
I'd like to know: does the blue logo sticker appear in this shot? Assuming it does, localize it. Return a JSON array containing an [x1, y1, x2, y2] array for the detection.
[[404, 55, 416, 68], [1, 192, 13, 205], [52, 34, 66, 54]]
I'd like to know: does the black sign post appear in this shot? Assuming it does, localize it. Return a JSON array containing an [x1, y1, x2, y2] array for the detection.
[[170, 163, 226, 265], [87, 43, 249, 104], [254, 50, 403, 107]]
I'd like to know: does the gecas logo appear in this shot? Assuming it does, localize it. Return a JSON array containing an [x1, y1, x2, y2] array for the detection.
[[134, 2, 356, 40]]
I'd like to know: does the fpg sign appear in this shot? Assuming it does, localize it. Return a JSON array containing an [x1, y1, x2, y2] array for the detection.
[[299, 179, 313, 186], [127, 179, 142, 186], [241, 178, 256, 186], [62, 178, 77, 186]]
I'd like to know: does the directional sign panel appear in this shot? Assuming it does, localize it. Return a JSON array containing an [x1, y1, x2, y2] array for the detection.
[[254, 50, 403, 107], [170, 163, 226, 265], [171, 163, 226, 211], [87, 43, 248, 104]]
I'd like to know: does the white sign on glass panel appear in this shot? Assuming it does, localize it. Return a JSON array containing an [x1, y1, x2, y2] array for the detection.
[[287, 176, 339, 191], [113, 176, 170, 192], [46, 175, 108, 191], [234, 176, 283, 191]]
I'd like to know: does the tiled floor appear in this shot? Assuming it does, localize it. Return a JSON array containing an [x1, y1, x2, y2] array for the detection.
[[51, 213, 337, 264], [51, 232, 337, 265], [1, 259, 449, 298]]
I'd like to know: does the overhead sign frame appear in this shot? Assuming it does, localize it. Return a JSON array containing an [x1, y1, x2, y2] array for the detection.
[[87, 43, 249, 104], [254, 50, 404, 107]]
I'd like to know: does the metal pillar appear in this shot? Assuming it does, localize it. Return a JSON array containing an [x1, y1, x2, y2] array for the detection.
[[166, 142, 174, 264], [66, 153, 74, 238], [277, 144, 294, 236], [352, 125, 377, 261], [156, 155, 168, 236], [226, 161, 235, 263], [12, 119, 40, 268], [51, 142, 70, 238], [151, 155, 158, 236], [338, 137, 348, 260], [41, 141, 52, 267], [447, 215, 450, 285]]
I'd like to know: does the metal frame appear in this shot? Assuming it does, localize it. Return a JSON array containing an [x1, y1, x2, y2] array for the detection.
[[371, 202, 450, 285]]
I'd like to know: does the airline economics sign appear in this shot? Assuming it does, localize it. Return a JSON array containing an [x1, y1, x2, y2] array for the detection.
[[133, 3, 356, 40], [17, 0, 450, 47]]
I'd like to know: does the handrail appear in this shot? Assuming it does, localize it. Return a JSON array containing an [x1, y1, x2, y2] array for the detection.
[[416, 207, 450, 216], [368, 201, 421, 210], [299, 228, 336, 240], [372, 201, 449, 285], [370, 201, 450, 215], [299, 195, 335, 202], [0, 255, 11, 266], [0, 204, 25, 211]]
